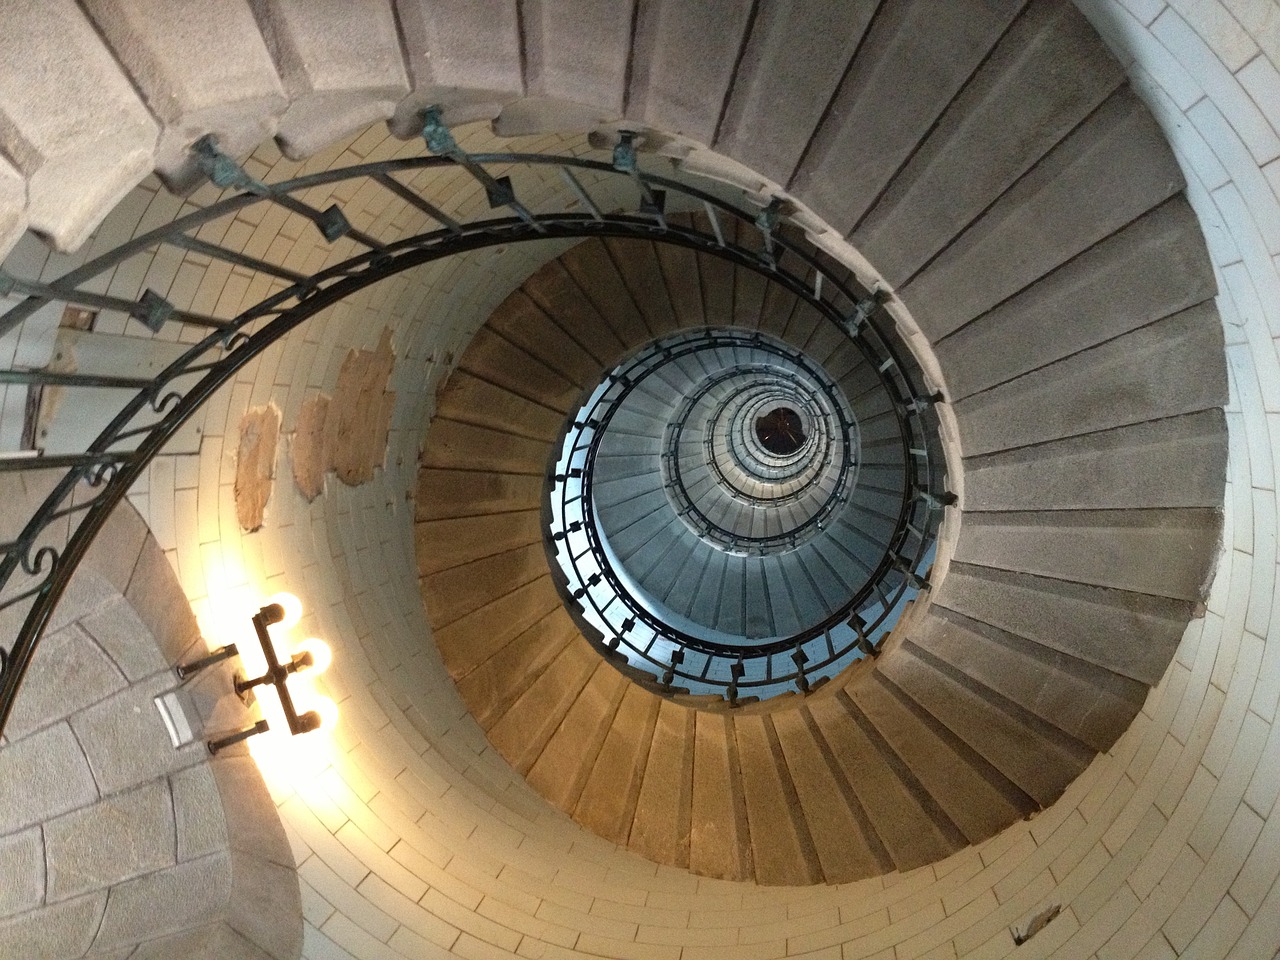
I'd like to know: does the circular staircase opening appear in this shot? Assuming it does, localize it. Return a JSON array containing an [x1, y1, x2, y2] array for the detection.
[[755, 407, 805, 456]]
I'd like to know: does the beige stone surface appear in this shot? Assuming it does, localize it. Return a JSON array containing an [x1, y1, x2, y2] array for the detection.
[[234, 404, 280, 532]]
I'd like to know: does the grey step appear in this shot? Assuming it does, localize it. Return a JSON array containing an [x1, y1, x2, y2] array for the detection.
[[952, 301, 1227, 456], [932, 561, 1195, 684], [934, 197, 1217, 398], [963, 409, 1228, 512], [791, 0, 1028, 234], [604, 238, 682, 338], [849, 675, 1035, 844], [906, 607, 1145, 753], [714, 0, 877, 187], [902, 86, 1184, 337], [953, 508, 1222, 602], [854, 0, 1124, 283], [250, 0, 409, 159], [806, 693, 964, 871], [877, 642, 1093, 807], [390, 0, 524, 137], [80, 0, 286, 187]]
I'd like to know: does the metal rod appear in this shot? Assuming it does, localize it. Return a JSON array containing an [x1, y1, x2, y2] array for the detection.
[[372, 173, 463, 234]]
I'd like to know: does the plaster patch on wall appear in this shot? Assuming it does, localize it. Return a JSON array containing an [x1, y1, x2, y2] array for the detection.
[[234, 404, 280, 532], [289, 328, 395, 502]]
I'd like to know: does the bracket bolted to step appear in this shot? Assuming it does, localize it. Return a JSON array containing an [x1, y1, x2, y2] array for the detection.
[[844, 286, 890, 336]]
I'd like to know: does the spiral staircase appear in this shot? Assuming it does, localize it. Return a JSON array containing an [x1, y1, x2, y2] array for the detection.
[[0, 0, 1264, 957]]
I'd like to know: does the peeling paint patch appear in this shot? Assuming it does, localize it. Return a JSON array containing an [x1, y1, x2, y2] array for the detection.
[[289, 328, 395, 501], [235, 404, 280, 532]]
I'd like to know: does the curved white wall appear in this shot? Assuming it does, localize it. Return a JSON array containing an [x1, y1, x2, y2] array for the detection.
[[1, 2, 1278, 958]]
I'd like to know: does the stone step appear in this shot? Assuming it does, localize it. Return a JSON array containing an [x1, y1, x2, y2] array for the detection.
[[932, 561, 1193, 685], [952, 301, 1227, 456], [848, 674, 1035, 844], [877, 641, 1092, 807], [627, 699, 695, 869], [434, 370, 565, 442], [906, 607, 1144, 753], [415, 468, 543, 521], [486, 288, 606, 391], [421, 542, 549, 629], [934, 197, 1216, 399], [855, 0, 1123, 284], [419, 418, 549, 475], [952, 507, 1222, 602], [962, 409, 1229, 512], [603, 238, 682, 339], [574, 685, 662, 846], [458, 327, 582, 413], [689, 711, 753, 881], [559, 238, 653, 348], [432, 574, 563, 680], [792, 0, 1028, 235], [414, 508, 542, 577], [902, 86, 1184, 338]]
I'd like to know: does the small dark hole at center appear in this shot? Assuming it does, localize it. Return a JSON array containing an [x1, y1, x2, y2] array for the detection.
[[755, 407, 805, 456]]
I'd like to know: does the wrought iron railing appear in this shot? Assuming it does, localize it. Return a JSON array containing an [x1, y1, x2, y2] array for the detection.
[[0, 109, 953, 733]]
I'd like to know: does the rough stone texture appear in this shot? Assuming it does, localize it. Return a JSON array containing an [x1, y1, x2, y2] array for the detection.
[[70, 670, 202, 796], [497, 0, 632, 135], [0, 826, 44, 918], [0, 0, 157, 250], [953, 302, 1227, 456], [92, 852, 231, 951], [390, 0, 523, 136], [963, 409, 1229, 512], [933, 562, 1193, 684], [854, 0, 1125, 282], [934, 198, 1216, 398], [0, 891, 105, 960], [172, 763, 229, 862], [791, 0, 1025, 234], [45, 780, 176, 902], [903, 86, 1185, 332], [433, 369, 565, 442], [81, 597, 168, 682], [5, 622, 126, 740], [247, 0, 408, 159], [955, 508, 1223, 601], [125, 532, 202, 665], [0, 721, 98, 834], [415, 468, 543, 520], [715, 0, 877, 186], [625, 0, 754, 145], [129, 922, 275, 960], [415, 509, 542, 578], [78, 0, 287, 187], [573, 684, 660, 845], [690, 711, 751, 881], [453, 607, 577, 728], [734, 713, 820, 885], [288, 393, 328, 501], [0, 153, 26, 262], [80, 500, 149, 596], [210, 755, 294, 869], [226, 851, 304, 960], [628, 698, 694, 868], [234, 404, 280, 532]]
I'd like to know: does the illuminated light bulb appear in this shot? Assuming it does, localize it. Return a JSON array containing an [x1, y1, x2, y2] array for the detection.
[[267, 591, 303, 630], [310, 696, 340, 732], [295, 637, 332, 674]]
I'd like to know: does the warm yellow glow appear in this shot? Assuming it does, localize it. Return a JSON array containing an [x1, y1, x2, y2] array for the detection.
[[295, 637, 332, 674], [309, 696, 340, 732], [268, 591, 303, 630]]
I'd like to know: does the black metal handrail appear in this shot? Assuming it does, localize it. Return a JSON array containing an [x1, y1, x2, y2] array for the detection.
[[0, 110, 952, 732]]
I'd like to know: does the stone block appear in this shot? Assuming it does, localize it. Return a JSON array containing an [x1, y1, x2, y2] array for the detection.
[[0, 826, 44, 919], [390, 0, 523, 136], [715, 0, 877, 186], [526, 661, 627, 810], [952, 301, 1227, 456], [128, 923, 273, 960], [210, 754, 294, 869], [625, 0, 754, 145], [125, 532, 201, 665], [495, 0, 631, 135], [47, 567, 119, 635], [92, 852, 231, 951], [248, 0, 409, 159], [963, 408, 1228, 512], [415, 468, 543, 520], [415, 508, 543, 577], [932, 562, 1193, 684], [45, 779, 176, 902], [0, 153, 26, 262], [574, 684, 661, 846], [628, 699, 694, 869], [791, 0, 1023, 236], [933, 198, 1216, 394], [79, 0, 287, 188], [689, 711, 752, 881], [226, 850, 304, 960], [171, 763, 228, 862], [422, 543, 549, 628], [456, 327, 580, 412], [902, 87, 1184, 336], [6, 622, 126, 740], [80, 597, 168, 683], [854, 0, 1124, 282], [70, 670, 203, 796], [80, 499, 149, 596], [954, 508, 1223, 602], [433, 370, 564, 443], [418, 417, 552, 475], [0, 721, 98, 834], [0, 891, 105, 960], [0, 0, 157, 250]]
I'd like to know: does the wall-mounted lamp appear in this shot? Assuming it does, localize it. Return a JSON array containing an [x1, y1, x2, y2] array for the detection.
[[177, 595, 333, 754]]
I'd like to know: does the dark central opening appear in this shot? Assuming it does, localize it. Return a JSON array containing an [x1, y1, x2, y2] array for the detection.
[[755, 406, 805, 455]]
